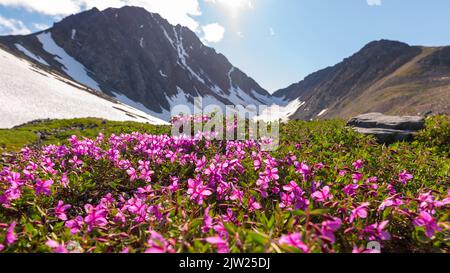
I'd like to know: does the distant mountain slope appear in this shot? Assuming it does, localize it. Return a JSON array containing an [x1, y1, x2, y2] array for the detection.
[[0, 45, 167, 128], [0, 6, 273, 121], [274, 40, 450, 120]]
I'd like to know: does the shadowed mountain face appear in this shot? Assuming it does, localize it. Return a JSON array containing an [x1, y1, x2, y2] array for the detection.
[[274, 40, 450, 120], [0, 6, 272, 120]]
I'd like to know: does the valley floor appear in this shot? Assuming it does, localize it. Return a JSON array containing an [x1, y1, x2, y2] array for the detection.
[[0, 116, 448, 253]]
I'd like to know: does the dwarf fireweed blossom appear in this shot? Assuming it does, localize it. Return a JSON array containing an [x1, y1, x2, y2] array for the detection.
[[352, 160, 363, 170], [34, 179, 53, 196], [84, 204, 108, 232], [146, 230, 174, 253], [46, 240, 69, 253], [295, 162, 311, 181], [206, 236, 230, 253], [413, 211, 442, 238], [349, 203, 370, 223], [399, 170, 413, 185], [279, 233, 309, 253], [187, 177, 213, 205], [320, 218, 342, 244], [65, 216, 84, 234], [54, 200, 71, 221], [312, 186, 332, 202], [363, 221, 391, 241], [5, 221, 17, 245]]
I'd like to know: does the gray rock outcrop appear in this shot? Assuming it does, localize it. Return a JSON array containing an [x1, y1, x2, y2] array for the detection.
[[347, 113, 425, 144]]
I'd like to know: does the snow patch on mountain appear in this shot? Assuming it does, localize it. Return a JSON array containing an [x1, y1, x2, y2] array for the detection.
[[317, 109, 328, 117], [15, 43, 49, 66], [159, 70, 167, 78], [173, 27, 205, 84], [258, 99, 305, 122], [0, 47, 167, 128], [37, 32, 100, 90]]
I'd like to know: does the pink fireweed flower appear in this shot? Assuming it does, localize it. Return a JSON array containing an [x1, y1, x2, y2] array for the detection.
[[60, 173, 69, 188], [320, 218, 342, 244], [229, 185, 244, 203], [165, 150, 178, 162], [366, 176, 378, 183], [279, 233, 309, 253], [0, 244, 4, 252], [349, 202, 370, 223], [280, 192, 294, 209], [265, 167, 279, 181], [34, 179, 53, 196], [413, 211, 442, 238], [46, 240, 69, 253], [363, 221, 391, 241], [283, 181, 302, 195], [125, 198, 149, 223], [378, 196, 403, 211], [168, 176, 180, 192], [312, 186, 333, 202], [248, 197, 262, 212], [435, 191, 450, 208], [417, 191, 435, 210], [84, 204, 108, 232], [352, 172, 363, 183], [222, 208, 236, 223], [206, 236, 229, 253], [352, 160, 363, 170], [343, 184, 359, 197], [5, 221, 17, 245], [54, 200, 71, 221], [295, 162, 311, 181], [126, 167, 137, 182], [69, 156, 83, 168], [195, 156, 207, 172], [65, 216, 84, 234], [213, 220, 228, 238], [253, 158, 261, 171], [314, 163, 325, 170], [338, 170, 348, 177], [398, 170, 413, 185], [187, 177, 213, 205], [146, 230, 174, 253], [202, 206, 213, 233]]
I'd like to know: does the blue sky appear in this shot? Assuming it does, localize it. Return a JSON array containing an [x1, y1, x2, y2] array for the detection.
[[1, 0, 450, 92]]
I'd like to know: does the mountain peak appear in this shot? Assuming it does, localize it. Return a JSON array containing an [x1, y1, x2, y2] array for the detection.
[[0, 7, 271, 121]]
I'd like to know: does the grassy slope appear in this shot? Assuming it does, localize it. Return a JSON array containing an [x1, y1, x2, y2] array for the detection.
[[0, 118, 169, 152]]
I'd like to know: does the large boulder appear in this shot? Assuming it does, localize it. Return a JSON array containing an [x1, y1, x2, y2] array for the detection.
[[347, 113, 425, 144]]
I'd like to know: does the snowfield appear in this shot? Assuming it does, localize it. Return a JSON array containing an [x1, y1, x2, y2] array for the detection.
[[36, 32, 101, 91], [0, 47, 168, 128]]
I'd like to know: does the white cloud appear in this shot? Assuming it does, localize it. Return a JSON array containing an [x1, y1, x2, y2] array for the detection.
[[0, 15, 30, 35], [236, 31, 244, 38], [269, 27, 275, 36], [0, 0, 202, 31], [32, 23, 49, 30], [367, 0, 382, 6], [204, 0, 254, 10], [201, 23, 225, 43]]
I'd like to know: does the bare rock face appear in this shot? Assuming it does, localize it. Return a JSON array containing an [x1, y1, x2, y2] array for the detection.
[[347, 113, 425, 144]]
